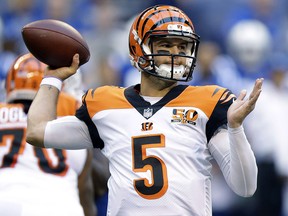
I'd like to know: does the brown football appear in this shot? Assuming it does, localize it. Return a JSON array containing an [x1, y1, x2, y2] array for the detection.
[[21, 19, 90, 68]]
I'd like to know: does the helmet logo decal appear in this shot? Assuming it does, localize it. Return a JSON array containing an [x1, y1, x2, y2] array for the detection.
[[167, 24, 193, 34], [150, 17, 187, 31]]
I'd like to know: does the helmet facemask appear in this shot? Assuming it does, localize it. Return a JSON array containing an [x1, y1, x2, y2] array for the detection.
[[136, 31, 199, 82]]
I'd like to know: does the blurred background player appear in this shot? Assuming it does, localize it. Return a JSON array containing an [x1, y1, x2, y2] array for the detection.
[[92, 148, 109, 216], [0, 53, 96, 216]]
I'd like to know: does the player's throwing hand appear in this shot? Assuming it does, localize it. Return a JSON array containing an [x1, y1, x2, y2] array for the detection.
[[44, 54, 80, 81]]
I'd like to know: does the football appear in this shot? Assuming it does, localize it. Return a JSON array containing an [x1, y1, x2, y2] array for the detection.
[[21, 19, 90, 68]]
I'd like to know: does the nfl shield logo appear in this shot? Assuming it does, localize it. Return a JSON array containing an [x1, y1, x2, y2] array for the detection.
[[143, 108, 153, 118]]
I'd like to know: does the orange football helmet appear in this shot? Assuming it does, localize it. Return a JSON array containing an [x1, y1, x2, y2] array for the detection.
[[6, 53, 46, 103], [129, 5, 200, 82]]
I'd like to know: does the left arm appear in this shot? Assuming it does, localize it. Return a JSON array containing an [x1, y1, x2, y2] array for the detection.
[[209, 78, 263, 197], [209, 126, 257, 197]]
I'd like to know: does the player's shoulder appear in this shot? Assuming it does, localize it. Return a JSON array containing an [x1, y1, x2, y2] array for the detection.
[[187, 84, 227, 93], [0, 102, 24, 109], [83, 85, 126, 102], [81, 85, 132, 115], [92, 85, 125, 94], [184, 84, 232, 100]]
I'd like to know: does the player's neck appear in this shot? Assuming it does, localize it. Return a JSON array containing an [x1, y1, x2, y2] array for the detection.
[[140, 73, 178, 97], [140, 95, 163, 105]]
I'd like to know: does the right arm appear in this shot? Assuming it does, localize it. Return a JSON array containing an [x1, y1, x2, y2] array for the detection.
[[26, 54, 80, 147], [26, 85, 59, 147]]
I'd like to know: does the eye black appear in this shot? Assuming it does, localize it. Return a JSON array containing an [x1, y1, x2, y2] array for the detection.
[[157, 50, 170, 54]]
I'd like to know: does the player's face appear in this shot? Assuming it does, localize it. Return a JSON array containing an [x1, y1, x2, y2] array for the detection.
[[151, 38, 191, 68]]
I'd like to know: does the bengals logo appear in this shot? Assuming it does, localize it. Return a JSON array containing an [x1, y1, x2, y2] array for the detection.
[[177, 24, 183, 30], [171, 109, 198, 125], [141, 122, 153, 131]]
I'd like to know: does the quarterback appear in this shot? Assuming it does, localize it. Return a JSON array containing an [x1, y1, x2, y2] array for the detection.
[[27, 5, 262, 216]]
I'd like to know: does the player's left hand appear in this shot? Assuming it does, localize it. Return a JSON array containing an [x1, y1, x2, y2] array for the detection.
[[227, 78, 264, 128]]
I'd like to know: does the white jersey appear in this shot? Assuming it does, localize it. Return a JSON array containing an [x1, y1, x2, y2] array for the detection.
[[0, 99, 87, 216], [76, 84, 235, 216]]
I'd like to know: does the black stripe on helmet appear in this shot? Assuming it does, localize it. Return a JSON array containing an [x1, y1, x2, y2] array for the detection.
[[136, 5, 162, 33], [140, 8, 182, 37], [140, 9, 164, 37], [150, 16, 187, 31], [142, 8, 193, 35]]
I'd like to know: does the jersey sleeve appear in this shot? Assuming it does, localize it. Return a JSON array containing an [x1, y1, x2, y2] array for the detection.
[[209, 126, 257, 197], [206, 89, 236, 142], [75, 89, 104, 149], [44, 116, 94, 149]]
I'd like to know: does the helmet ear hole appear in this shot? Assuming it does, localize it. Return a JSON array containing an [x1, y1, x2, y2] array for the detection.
[[138, 57, 147, 65]]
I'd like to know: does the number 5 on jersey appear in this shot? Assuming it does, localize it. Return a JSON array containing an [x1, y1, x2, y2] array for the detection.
[[132, 134, 168, 199]]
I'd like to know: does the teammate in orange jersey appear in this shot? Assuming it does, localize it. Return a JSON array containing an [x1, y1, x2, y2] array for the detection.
[[27, 5, 263, 216], [0, 53, 96, 216]]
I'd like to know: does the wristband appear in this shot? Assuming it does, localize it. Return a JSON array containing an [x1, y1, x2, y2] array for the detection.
[[40, 77, 63, 91]]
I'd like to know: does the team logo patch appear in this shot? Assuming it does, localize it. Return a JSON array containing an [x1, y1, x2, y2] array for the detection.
[[141, 122, 153, 131], [143, 108, 153, 118], [171, 108, 198, 125]]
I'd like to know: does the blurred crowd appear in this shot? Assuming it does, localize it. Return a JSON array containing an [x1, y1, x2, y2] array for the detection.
[[1, 0, 288, 215]]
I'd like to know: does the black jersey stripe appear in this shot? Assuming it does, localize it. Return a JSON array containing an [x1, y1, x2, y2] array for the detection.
[[76, 101, 104, 149], [219, 89, 235, 103], [206, 89, 233, 142]]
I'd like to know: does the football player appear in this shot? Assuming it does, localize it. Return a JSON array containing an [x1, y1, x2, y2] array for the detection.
[[0, 53, 96, 216], [27, 5, 263, 216]]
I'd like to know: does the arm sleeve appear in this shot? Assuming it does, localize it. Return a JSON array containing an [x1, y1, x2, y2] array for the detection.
[[208, 126, 258, 197], [44, 116, 94, 149]]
